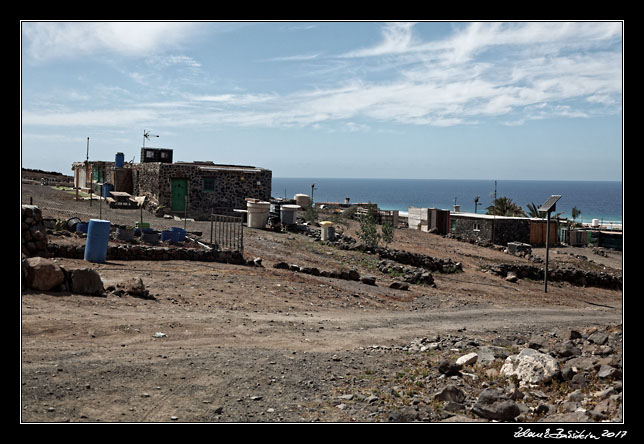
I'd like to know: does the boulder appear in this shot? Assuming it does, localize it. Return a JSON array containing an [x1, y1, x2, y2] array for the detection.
[[437, 359, 462, 376], [68, 268, 105, 296], [389, 281, 409, 291], [433, 385, 466, 404], [273, 261, 290, 270], [500, 348, 561, 386], [360, 276, 377, 286], [118, 277, 153, 299], [471, 388, 520, 422], [456, 352, 478, 367], [24, 257, 65, 291]]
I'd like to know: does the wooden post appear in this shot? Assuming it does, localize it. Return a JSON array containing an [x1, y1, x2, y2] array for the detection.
[[210, 209, 214, 245], [184, 194, 188, 230]]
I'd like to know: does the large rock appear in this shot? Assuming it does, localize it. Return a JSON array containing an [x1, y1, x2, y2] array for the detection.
[[471, 388, 520, 421], [118, 277, 153, 299], [433, 385, 466, 404], [68, 268, 105, 296], [24, 257, 65, 291], [500, 348, 561, 386], [456, 352, 478, 367]]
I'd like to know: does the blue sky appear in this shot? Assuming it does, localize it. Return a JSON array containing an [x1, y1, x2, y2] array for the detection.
[[21, 21, 623, 180]]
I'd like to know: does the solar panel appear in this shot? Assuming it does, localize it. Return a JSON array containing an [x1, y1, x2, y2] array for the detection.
[[538, 195, 562, 213]]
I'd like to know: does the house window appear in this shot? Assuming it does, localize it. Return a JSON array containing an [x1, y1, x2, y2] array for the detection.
[[473, 222, 481, 231], [450, 219, 456, 231], [145, 150, 154, 158], [202, 178, 215, 192]]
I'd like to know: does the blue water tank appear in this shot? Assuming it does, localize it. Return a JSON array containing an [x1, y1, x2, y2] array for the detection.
[[115, 152, 125, 168], [76, 222, 89, 233], [102, 183, 113, 198], [161, 230, 177, 242], [84, 219, 111, 263], [170, 227, 187, 242]]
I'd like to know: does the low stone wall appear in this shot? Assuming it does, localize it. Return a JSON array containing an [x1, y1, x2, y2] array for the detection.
[[374, 246, 463, 274], [22, 205, 48, 257], [486, 263, 622, 290], [47, 243, 246, 265]]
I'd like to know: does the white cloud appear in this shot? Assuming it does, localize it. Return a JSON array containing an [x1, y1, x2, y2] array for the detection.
[[22, 22, 622, 132], [22, 22, 203, 62]]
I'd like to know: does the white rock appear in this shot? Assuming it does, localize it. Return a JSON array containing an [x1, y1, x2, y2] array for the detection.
[[456, 352, 478, 366], [500, 348, 561, 387]]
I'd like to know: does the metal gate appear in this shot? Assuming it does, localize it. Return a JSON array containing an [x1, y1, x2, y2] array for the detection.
[[210, 214, 244, 252]]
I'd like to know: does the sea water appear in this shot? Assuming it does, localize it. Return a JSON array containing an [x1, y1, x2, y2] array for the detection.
[[272, 178, 623, 226]]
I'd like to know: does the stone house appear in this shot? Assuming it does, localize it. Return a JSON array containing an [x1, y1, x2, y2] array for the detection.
[[449, 212, 558, 246], [72, 149, 272, 220], [131, 160, 271, 219]]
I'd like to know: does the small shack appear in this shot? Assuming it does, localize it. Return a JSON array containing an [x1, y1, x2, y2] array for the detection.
[[408, 207, 450, 234], [449, 212, 558, 246]]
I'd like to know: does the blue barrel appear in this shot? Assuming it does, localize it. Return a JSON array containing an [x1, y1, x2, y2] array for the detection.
[[170, 227, 186, 242], [102, 183, 113, 198], [76, 222, 89, 233], [84, 219, 111, 263], [115, 152, 125, 168], [161, 230, 177, 242]]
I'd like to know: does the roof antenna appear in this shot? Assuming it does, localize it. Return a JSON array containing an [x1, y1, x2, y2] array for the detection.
[[143, 130, 159, 148]]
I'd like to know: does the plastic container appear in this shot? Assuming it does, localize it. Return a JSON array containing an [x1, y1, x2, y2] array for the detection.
[[170, 227, 187, 242], [115, 152, 125, 168], [319, 221, 334, 241], [102, 183, 113, 198], [247, 201, 271, 228], [294, 194, 310, 209], [66, 217, 81, 232], [141, 231, 159, 244], [115, 227, 135, 241], [135, 222, 150, 229], [76, 222, 89, 233], [280, 204, 301, 225], [84, 219, 111, 263], [161, 230, 177, 243]]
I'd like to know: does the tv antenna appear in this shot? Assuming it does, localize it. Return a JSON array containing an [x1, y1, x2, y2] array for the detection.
[[143, 130, 159, 148]]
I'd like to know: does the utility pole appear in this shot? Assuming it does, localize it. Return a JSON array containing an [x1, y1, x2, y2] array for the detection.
[[491, 180, 497, 244], [87, 137, 92, 207], [538, 195, 562, 293]]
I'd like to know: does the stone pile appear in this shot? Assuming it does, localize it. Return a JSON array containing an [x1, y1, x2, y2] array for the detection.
[[272, 261, 406, 290], [374, 247, 462, 274], [376, 259, 436, 286], [22, 256, 104, 296], [22, 205, 48, 258], [389, 324, 623, 422]]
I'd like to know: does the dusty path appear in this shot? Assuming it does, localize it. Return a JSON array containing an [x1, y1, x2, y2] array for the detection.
[[21, 182, 623, 423]]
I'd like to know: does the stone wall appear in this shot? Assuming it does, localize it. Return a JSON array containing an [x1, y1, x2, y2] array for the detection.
[[22, 205, 48, 257], [132, 162, 272, 219], [486, 263, 622, 290], [47, 243, 246, 264]]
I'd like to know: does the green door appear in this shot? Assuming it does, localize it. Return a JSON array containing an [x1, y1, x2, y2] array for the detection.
[[171, 178, 187, 212]]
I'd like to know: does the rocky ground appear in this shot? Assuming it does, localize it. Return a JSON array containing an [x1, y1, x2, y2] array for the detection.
[[20, 182, 624, 428]]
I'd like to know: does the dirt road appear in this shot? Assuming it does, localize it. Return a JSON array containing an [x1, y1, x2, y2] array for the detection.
[[21, 183, 623, 423]]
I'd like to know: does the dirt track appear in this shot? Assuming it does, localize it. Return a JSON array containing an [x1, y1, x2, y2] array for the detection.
[[21, 182, 623, 423]]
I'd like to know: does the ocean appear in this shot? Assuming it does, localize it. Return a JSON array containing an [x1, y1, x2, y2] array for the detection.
[[272, 178, 623, 226]]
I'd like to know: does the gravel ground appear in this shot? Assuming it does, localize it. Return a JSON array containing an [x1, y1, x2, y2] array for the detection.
[[21, 182, 625, 429]]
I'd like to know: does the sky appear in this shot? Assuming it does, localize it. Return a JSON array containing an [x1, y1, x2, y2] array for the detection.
[[20, 21, 623, 181]]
